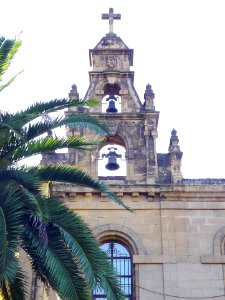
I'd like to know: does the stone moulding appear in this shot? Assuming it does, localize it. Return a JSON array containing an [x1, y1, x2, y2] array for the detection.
[[92, 223, 146, 255], [201, 226, 225, 263]]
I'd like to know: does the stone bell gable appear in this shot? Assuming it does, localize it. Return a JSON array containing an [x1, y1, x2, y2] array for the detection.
[[63, 12, 182, 185]]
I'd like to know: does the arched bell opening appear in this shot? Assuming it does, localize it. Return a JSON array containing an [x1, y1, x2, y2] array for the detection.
[[102, 83, 122, 113], [98, 143, 126, 177]]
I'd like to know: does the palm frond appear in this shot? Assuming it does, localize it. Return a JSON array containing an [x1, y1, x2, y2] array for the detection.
[[21, 190, 46, 221], [0, 282, 10, 300], [0, 111, 34, 128], [0, 112, 25, 140], [10, 136, 98, 163], [35, 165, 131, 210], [4, 268, 27, 300], [0, 207, 7, 280], [24, 212, 48, 247], [47, 198, 125, 299], [23, 225, 91, 300], [21, 98, 99, 115], [0, 34, 125, 300], [60, 114, 108, 136], [0, 38, 22, 81], [100, 271, 125, 300], [0, 169, 48, 221], [47, 197, 100, 288], [0, 168, 40, 193], [23, 114, 108, 141], [0, 70, 24, 93], [0, 182, 23, 284]]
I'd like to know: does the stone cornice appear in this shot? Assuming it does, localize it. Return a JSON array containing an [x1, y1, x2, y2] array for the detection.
[[51, 182, 225, 206], [88, 71, 135, 81], [65, 111, 159, 120], [52, 182, 225, 193]]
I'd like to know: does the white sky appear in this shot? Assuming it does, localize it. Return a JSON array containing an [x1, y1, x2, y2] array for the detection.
[[1, 0, 225, 179]]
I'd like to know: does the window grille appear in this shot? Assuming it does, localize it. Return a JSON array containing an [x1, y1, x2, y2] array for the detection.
[[93, 241, 133, 299]]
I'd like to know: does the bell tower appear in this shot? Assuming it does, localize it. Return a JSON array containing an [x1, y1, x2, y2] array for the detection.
[[66, 8, 181, 184]]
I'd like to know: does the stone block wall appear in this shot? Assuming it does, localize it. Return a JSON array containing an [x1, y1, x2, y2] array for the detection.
[[52, 182, 225, 299]]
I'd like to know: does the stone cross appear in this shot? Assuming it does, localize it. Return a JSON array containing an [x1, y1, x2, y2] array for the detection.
[[102, 8, 121, 33]]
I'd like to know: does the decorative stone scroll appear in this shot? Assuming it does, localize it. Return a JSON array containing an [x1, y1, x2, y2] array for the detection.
[[105, 55, 117, 69]]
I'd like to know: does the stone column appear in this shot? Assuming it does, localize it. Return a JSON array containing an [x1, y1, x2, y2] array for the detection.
[[144, 119, 158, 184], [144, 84, 159, 183]]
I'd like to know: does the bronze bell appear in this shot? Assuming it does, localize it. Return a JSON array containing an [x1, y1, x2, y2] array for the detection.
[[102, 147, 122, 171], [106, 95, 118, 113]]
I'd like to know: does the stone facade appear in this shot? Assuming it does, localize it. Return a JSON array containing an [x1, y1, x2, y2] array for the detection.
[[41, 9, 225, 300]]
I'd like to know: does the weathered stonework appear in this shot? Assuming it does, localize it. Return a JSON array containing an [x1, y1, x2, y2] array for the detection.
[[39, 9, 225, 300]]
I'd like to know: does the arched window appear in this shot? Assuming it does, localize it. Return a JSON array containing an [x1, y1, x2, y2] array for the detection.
[[93, 241, 133, 299], [213, 227, 225, 256], [222, 238, 225, 255]]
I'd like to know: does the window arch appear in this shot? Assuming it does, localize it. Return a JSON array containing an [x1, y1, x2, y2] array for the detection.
[[93, 241, 133, 299], [222, 239, 225, 255], [213, 226, 225, 255]]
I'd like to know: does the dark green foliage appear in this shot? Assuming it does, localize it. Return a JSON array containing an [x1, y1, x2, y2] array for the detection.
[[0, 36, 23, 92], [0, 100, 126, 299], [0, 35, 125, 299]]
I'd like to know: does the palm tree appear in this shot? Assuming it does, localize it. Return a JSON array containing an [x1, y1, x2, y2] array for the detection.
[[0, 35, 23, 92], [0, 37, 127, 300]]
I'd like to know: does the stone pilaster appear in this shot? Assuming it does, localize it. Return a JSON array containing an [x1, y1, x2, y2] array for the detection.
[[144, 84, 159, 184]]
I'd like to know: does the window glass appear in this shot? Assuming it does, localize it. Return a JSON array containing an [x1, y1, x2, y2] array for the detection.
[[93, 242, 133, 299]]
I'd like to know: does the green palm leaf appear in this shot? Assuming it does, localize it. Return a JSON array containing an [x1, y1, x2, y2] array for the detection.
[[0, 168, 40, 192], [21, 98, 99, 115], [0, 207, 7, 280], [0, 71, 24, 93], [0, 37, 22, 81], [23, 114, 108, 141], [0, 112, 25, 140], [0, 99, 101, 136], [4, 268, 27, 300], [20, 190, 45, 221], [23, 224, 91, 300], [0, 282, 10, 300], [47, 198, 125, 300], [0, 182, 23, 284], [10, 136, 99, 163], [0, 35, 127, 299], [35, 165, 131, 210]]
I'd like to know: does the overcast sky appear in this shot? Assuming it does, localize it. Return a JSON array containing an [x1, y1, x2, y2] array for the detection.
[[1, 0, 225, 179]]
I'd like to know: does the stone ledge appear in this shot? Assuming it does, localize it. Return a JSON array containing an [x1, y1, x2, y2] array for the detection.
[[52, 182, 225, 196], [201, 255, 225, 264], [161, 201, 225, 209], [133, 255, 176, 264], [133, 255, 225, 264]]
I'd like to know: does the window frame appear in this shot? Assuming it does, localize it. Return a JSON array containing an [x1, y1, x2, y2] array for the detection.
[[93, 240, 134, 300]]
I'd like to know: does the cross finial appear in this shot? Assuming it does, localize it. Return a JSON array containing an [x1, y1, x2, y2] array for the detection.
[[102, 8, 121, 33]]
